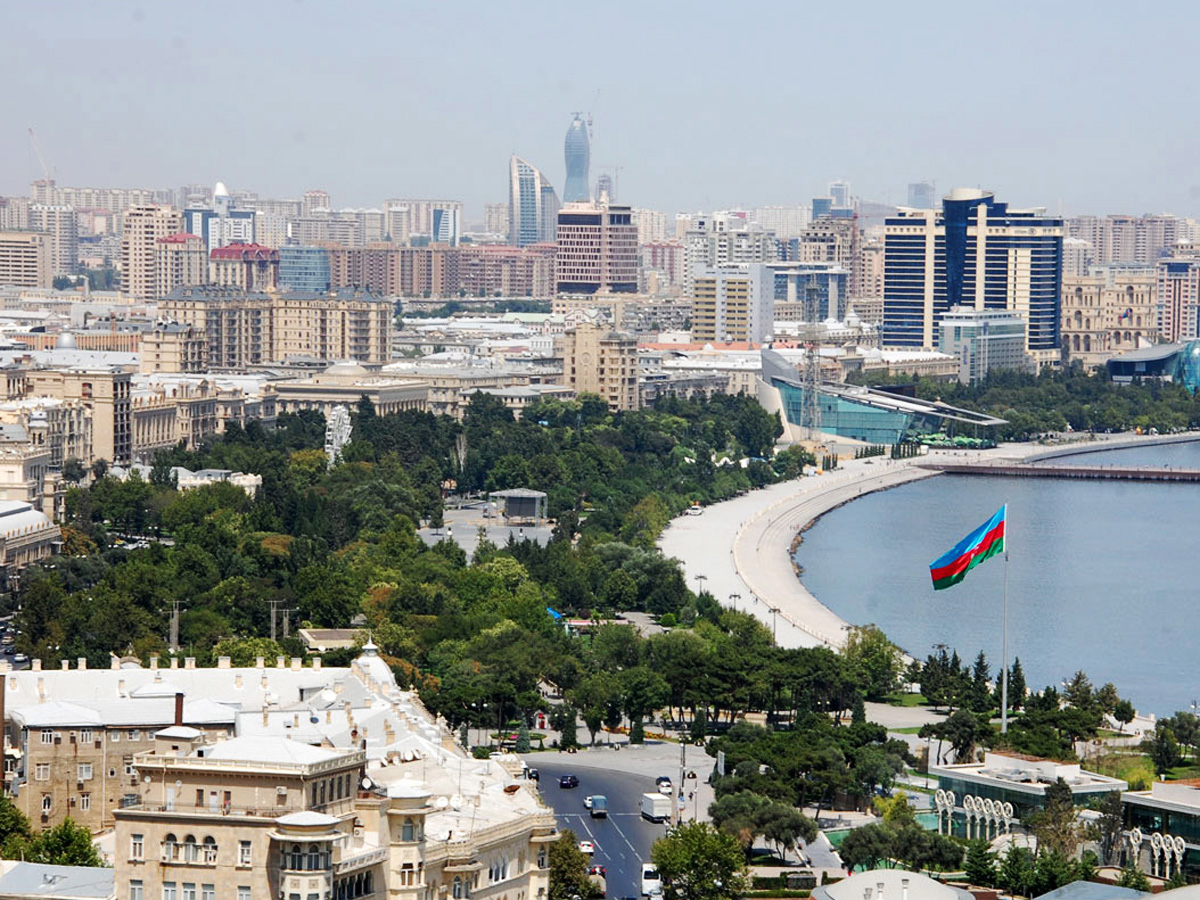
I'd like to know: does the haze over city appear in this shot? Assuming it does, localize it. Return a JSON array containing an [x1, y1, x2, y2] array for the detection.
[[2, 0, 1197, 216]]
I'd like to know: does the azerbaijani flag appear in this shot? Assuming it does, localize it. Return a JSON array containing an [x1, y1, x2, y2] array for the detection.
[[929, 504, 1006, 591]]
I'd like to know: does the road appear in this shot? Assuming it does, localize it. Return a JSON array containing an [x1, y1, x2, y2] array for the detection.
[[532, 758, 680, 899]]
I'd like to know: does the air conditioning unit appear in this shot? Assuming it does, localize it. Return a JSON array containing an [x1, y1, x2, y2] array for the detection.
[[276, 786, 288, 796]]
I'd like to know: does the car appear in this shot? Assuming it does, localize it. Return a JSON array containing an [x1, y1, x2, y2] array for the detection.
[[588, 866, 607, 878], [583, 795, 593, 809], [12, 653, 27, 665], [641, 863, 663, 898], [590, 794, 608, 818], [655, 776, 672, 796], [578, 840, 595, 854], [527, 768, 539, 781], [559, 774, 579, 789]]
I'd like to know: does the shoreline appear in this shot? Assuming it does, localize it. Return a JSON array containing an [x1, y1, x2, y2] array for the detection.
[[658, 431, 1200, 651]]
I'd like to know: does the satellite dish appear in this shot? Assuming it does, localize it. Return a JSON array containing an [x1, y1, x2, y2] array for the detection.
[[143, 776, 151, 784], [435, 796, 449, 809], [450, 794, 463, 810], [361, 776, 374, 790]]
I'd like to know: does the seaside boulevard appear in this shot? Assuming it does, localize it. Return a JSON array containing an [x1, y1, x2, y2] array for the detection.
[[658, 433, 1200, 651]]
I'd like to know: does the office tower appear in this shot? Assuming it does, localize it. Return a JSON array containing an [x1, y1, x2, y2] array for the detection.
[[682, 214, 778, 293], [155, 233, 208, 297], [768, 262, 850, 322], [183, 182, 255, 253], [561, 322, 640, 411], [28, 204, 78, 276], [0, 232, 52, 288], [279, 246, 332, 292], [882, 188, 1064, 359], [596, 173, 614, 204], [120, 205, 184, 300], [484, 203, 510, 238], [937, 307, 1032, 384], [432, 207, 460, 246], [812, 197, 833, 218], [563, 114, 590, 203], [209, 242, 281, 291], [509, 156, 558, 247], [828, 181, 851, 209], [303, 189, 332, 216], [907, 182, 936, 209], [555, 203, 637, 294], [690, 263, 775, 343]]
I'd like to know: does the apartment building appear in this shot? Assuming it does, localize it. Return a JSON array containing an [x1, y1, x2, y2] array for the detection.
[[457, 244, 556, 298], [560, 323, 639, 411], [121, 206, 184, 301], [25, 368, 132, 465], [28, 205, 78, 276], [208, 243, 280, 292], [155, 235, 208, 298], [140, 324, 209, 374], [690, 264, 775, 343], [0, 232, 52, 289], [326, 245, 460, 298]]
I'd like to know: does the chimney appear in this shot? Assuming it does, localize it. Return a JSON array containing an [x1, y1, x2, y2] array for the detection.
[[184, 657, 196, 670], [217, 657, 231, 669], [877, 883, 885, 900], [290, 658, 301, 672], [255, 656, 264, 668], [174, 692, 184, 727], [234, 674, 242, 689], [902, 880, 909, 900], [109, 656, 120, 670], [77, 658, 86, 671]]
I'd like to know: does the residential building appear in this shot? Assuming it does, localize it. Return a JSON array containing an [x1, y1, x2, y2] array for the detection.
[[907, 182, 936, 209], [0, 233, 52, 289], [182, 183, 256, 253], [1061, 271, 1157, 367], [271, 363, 428, 418], [1067, 214, 1179, 265], [691, 264, 775, 343], [1062, 237, 1091, 277], [208, 243, 280, 292], [159, 287, 393, 368], [302, 189, 331, 216], [784, 215, 860, 293], [25, 368, 131, 465], [682, 215, 778, 293], [768, 262, 850, 322], [560, 323, 639, 411], [641, 241, 685, 287], [292, 208, 384, 248], [31, 183, 161, 214], [754, 206, 809, 241], [937, 306, 1032, 384], [0, 500, 60, 581], [326, 245, 460, 298], [563, 114, 590, 203], [0, 197, 31, 231], [28, 206, 78, 276], [882, 188, 1063, 362], [634, 208, 669, 244], [155, 234, 208, 298], [509, 157, 558, 247], [121, 206, 184, 301], [0, 397, 91, 470], [555, 204, 638, 294], [1157, 244, 1200, 342], [139, 324, 209, 374], [483, 203, 509, 238], [458, 245, 556, 298], [387, 200, 463, 240], [278, 246, 332, 293]]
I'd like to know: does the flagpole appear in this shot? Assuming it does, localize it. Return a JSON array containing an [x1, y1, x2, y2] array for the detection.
[[1001, 503, 1010, 734]]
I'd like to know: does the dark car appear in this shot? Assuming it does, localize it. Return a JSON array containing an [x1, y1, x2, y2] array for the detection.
[[527, 768, 540, 781], [559, 774, 580, 788]]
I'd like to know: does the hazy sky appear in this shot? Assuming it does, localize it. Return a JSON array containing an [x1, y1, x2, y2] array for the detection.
[[2, 1, 1197, 220]]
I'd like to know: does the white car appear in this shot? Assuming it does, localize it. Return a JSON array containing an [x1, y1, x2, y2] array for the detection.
[[641, 862, 663, 897], [583, 795, 593, 809], [578, 840, 596, 855]]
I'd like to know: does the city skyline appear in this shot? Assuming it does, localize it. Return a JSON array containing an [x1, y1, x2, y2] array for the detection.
[[2, 1, 1199, 218]]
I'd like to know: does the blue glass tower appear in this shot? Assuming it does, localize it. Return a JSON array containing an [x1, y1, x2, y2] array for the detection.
[[563, 115, 590, 203], [278, 246, 331, 292]]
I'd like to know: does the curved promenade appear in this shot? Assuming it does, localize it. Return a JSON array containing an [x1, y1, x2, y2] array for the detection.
[[658, 432, 1200, 650]]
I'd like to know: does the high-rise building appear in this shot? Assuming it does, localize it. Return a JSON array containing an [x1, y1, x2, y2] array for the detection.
[[561, 322, 639, 411], [209, 243, 281, 292], [121, 204, 184, 300], [691, 264, 775, 343], [0, 197, 30, 231], [563, 115, 590, 203], [509, 156, 558, 247], [183, 182, 255, 253], [484, 203, 510, 238], [383, 199, 411, 243], [555, 203, 637, 294], [882, 188, 1064, 359], [1157, 243, 1200, 342], [785, 216, 860, 293], [458, 244, 556, 298], [633, 208, 669, 245], [754, 205, 809, 241], [937, 306, 1032, 384], [431, 206, 460, 246], [387, 200, 463, 240], [155, 233, 208, 297], [641, 241, 685, 287], [28, 204, 78, 275], [596, 172, 614, 204], [279, 246, 332, 293], [303, 189, 331, 216], [829, 180, 852, 209], [1067, 214, 1179, 265], [0, 232, 52, 288], [907, 182, 936, 209], [683, 214, 778, 293]]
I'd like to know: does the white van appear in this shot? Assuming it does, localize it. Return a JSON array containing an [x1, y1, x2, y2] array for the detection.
[[641, 862, 663, 898]]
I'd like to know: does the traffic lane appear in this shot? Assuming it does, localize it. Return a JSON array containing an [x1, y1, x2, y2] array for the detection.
[[533, 759, 673, 899]]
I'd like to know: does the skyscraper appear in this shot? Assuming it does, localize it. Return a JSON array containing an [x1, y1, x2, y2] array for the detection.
[[907, 181, 935, 209], [29, 204, 78, 275], [121, 205, 184, 301], [509, 156, 558, 247], [563, 115, 590, 203], [555, 203, 637, 294], [596, 173, 614, 204], [882, 188, 1063, 358]]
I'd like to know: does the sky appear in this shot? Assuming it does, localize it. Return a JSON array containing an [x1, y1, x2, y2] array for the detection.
[[2, 0, 1197, 221]]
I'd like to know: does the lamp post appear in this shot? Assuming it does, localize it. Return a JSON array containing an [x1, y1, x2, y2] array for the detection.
[[767, 605, 780, 641], [729, 593, 741, 612], [694, 574, 707, 596]]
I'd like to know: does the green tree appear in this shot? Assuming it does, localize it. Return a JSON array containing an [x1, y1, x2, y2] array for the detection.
[[842, 625, 903, 701], [1094, 792, 1124, 865], [837, 823, 891, 871], [15, 818, 105, 866], [997, 844, 1036, 899], [964, 840, 996, 887], [1029, 777, 1085, 858], [651, 821, 749, 900], [212, 637, 287, 667], [1146, 725, 1183, 775], [548, 831, 601, 900], [1006, 657, 1027, 711], [1113, 699, 1135, 734], [1116, 863, 1151, 892]]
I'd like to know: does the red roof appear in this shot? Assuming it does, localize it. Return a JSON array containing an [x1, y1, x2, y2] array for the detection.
[[209, 242, 278, 260], [157, 233, 202, 244]]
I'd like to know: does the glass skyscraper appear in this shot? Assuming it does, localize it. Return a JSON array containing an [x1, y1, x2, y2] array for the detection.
[[882, 188, 1063, 355], [563, 115, 590, 203], [509, 156, 557, 247], [278, 246, 331, 293]]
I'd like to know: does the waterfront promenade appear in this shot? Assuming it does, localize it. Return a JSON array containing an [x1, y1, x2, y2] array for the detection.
[[658, 432, 1200, 650]]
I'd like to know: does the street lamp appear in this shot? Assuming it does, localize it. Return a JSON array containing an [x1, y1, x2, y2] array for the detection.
[[729, 593, 741, 611], [694, 574, 707, 596]]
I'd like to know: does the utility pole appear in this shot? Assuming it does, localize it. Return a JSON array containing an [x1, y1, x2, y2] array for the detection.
[[267, 600, 282, 642], [169, 600, 182, 654]]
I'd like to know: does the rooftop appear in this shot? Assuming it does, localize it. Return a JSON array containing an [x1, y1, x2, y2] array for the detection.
[[0, 862, 115, 900]]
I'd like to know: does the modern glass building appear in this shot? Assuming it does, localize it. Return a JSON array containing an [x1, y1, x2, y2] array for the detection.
[[509, 156, 558, 247], [432, 207, 460, 246], [767, 262, 850, 320], [1107, 340, 1200, 392], [278, 246, 331, 293], [882, 188, 1063, 357], [563, 115, 590, 203], [937, 306, 1032, 384]]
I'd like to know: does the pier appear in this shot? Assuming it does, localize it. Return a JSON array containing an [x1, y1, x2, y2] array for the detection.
[[919, 462, 1200, 482]]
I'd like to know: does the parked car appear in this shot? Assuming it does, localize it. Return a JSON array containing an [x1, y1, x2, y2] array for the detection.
[[578, 840, 595, 855], [559, 774, 579, 788]]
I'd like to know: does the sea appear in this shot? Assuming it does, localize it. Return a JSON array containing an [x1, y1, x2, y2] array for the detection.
[[794, 439, 1200, 718]]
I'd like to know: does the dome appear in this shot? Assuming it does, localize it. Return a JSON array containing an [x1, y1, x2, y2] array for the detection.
[[56, 331, 76, 349], [213, 181, 229, 197], [324, 360, 368, 377]]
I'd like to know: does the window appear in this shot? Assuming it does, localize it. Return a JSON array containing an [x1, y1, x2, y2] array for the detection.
[[401, 818, 415, 842], [80, 729, 93, 744], [238, 841, 251, 867], [183, 836, 199, 863], [131, 834, 144, 860], [80, 793, 90, 811], [41, 794, 51, 812], [203, 837, 217, 864], [130, 730, 141, 742], [201, 885, 214, 900], [111, 731, 121, 743], [163, 834, 179, 862], [34, 763, 49, 781], [453, 877, 464, 899], [162, 884, 176, 900], [182, 884, 196, 900], [40, 729, 53, 744], [130, 880, 143, 900], [77, 764, 93, 781], [237, 888, 251, 900]]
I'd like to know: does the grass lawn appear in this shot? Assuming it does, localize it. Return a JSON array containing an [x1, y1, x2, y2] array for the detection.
[[889, 726, 925, 735], [884, 692, 929, 708]]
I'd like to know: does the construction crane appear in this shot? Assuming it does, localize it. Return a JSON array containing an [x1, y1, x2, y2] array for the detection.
[[799, 275, 823, 439], [27, 127, 55, 182]]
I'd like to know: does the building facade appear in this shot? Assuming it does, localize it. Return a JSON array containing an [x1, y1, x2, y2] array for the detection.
[[937, 307, 1031, 384], [1157, 247, 1200, 342], [563, 115, 590, 203], [121, 206, 184, 301], [508, 157, 558, 248], [0, 232, 52, 289], [278, 247, 332, 293], [1061, 271, 1157, 368], [690, 264, 775, 343], [560, 323, 639, 411], [155, 234, 208, 299], [883, 188, 1063, 362], [209, 244, 281, 292], [555, 204, 637, 294], [29, 205, 78, 276]]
